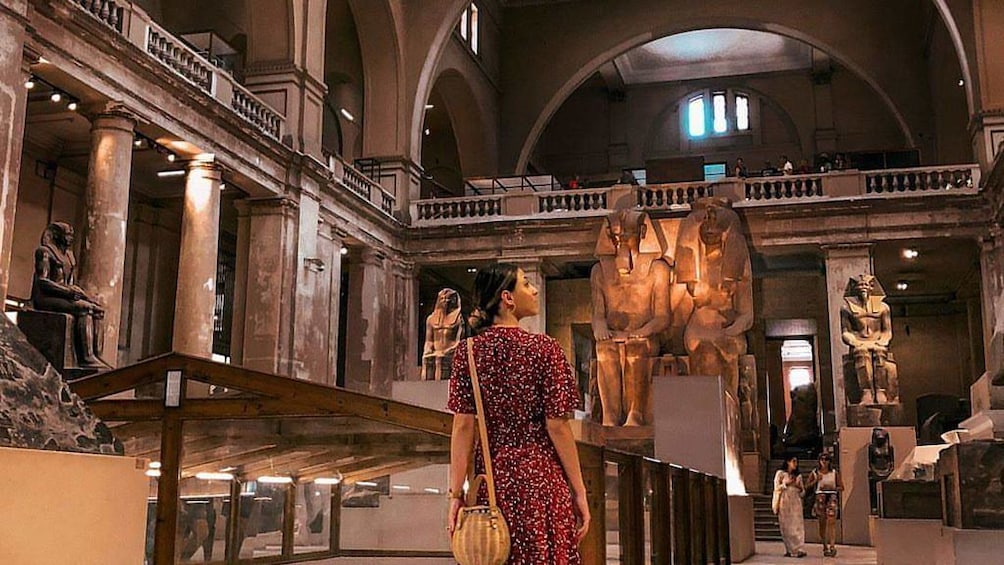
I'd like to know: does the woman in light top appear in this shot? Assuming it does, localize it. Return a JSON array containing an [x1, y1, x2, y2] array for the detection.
[[774, 455, 806, 558], [807, 453, 844, 557]]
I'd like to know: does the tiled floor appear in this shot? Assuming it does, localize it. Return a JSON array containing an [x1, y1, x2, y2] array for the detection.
[[745, 542, 877, 564]]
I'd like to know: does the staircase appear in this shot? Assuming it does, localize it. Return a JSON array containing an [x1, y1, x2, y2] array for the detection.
[[753, 458, 786, 541]]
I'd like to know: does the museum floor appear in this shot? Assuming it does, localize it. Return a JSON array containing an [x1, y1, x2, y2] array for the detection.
[[746, 542, 877, 564]]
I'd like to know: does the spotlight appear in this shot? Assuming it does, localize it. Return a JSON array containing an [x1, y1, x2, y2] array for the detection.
[[50, 91, 62, 103], [339, 108, 355, 122], [425, 104, 435, 110], [67, 100, 78, 111], [24, 77, 35, 89], [467, 267, 477, 274], [340, 247, 348, 256], [901, 248, 919, 260], [157, 170, 186, 178], [424, 128, 431, 136], [958, 79, 965, 87], [167, 153, 177, 163], [133, 136, 144, 148], [896, 281, 909, 291]]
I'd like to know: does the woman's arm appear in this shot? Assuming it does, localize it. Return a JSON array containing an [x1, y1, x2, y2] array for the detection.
[[447, 414, 477, 533], [836, 470, 845, 492], [547, 416, 590, 542]]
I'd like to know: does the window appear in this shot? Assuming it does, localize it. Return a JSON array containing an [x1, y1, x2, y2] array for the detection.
[[688, 96, 706, 137], [712, 91, 727, 133], [736, 94, 750, 131], [685, 89, 755, 139], [458, 3, 480, 55]]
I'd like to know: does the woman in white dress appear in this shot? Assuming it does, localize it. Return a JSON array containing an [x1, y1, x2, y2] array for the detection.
[[774, 455, 806, 558], [807, 453, 844, 557]]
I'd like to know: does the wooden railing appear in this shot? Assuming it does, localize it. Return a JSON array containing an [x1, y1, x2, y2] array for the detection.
[[70, 0, 284, 140], [411, 165, 981, 226]]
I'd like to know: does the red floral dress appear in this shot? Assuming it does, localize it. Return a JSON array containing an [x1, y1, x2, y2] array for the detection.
[[448, 326, 581, 565]]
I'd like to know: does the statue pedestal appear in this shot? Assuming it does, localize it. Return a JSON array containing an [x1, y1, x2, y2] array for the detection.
[[837, 426, 916, 545], [729, 494, 756, 562], [16, 310, 75, 372], [390, 380, 450, 411], [0, 446, 147, 565], [846, 403, 907, 427]]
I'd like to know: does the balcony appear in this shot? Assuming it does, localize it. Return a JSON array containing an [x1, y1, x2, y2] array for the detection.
[[72, 0, 283, 141], [328, 155, 396, 218], [410, 165, 981, 227]]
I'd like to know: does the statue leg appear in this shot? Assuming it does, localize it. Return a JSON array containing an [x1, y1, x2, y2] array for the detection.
[[883, 356, 899, 403], [853, 349, 874, 404], [74, 312, 103, 367], [595, 340, 624, 426], [623, 338, 654, 426]]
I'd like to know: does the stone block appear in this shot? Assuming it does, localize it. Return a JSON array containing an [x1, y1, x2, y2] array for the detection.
[[16, 310, 75, 372], [936, 440, 1004, 529], [847, 403, 907, 427], [871, 516, 942, 565], [729, 494, 756, 562], [878, 480, 942, 520]]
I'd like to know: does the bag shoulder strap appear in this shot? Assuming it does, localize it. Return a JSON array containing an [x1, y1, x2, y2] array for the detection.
[[467, 338, 499, 508]]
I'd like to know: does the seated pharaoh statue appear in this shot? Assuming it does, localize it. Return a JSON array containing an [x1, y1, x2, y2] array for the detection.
[[841, 274, 899, 405], [421, 288, 464, 380], [591, 208, 670, 426], [29, 222, 108, 369], [674, 197, 753, 401]]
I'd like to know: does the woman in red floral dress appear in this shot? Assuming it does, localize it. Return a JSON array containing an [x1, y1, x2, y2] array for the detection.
[[447, 263, 590, 564]]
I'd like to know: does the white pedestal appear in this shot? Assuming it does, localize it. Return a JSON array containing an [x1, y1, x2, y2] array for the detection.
[[0, 447, 148, 565], [934, 527, 1004, 564], [838, 426, 916, 545], [391, 380, 450, 411], [871, 517, 941, 565], [652, 376, 734, 481]]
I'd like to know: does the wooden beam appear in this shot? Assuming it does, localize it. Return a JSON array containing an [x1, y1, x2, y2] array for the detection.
[[646, 461, 671, 565], [71, 354, 180, 400], [88, 398, 330, 421], [577, 444, 605, 565], [671, 465, 691, 565], [618, 456, 645, 565], [153, 412, 183, 565], [282, 482, 295, 557]]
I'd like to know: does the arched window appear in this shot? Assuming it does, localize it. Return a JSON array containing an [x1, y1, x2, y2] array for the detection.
[[685, 89, 755, 138]]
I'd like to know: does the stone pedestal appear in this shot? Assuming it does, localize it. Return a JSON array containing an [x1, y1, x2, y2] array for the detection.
[[847, 403, 907, 427], [838, 426, 916, 545], [0, 447, 148, 565], [936, 440, 1004, 529], [878, 480, 942, 520], [871, 517, 942, 565], [729, 494, 755, 563], [77, 110, 137, 367], [16, 311, 76, 372]]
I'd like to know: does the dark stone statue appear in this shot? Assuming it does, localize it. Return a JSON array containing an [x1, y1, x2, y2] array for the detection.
[[30, 222, 108, 368], [868, 427, 895, 513]]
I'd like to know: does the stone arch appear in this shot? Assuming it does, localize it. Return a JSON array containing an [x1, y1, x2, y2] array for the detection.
[[427, 69, 494, 178], [642, 85, 806, 161], [347, 0, 405, 157], [515, 21, 913, 174], [931, 0, 975, 114]]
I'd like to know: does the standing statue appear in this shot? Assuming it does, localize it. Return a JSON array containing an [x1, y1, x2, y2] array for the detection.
[[841, 274, 899, 405], [30, 222, 108, 368], [867, 427, 895, 513], [421, 288, 464, 380], [591, 209, 670, 426], [674, 197, 753, 399]]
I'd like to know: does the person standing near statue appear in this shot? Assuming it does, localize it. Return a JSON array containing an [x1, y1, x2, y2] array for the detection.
[[590, 208, 670, 426], [806, 453, 843, 557], [30, 222, 108, 368], [774, 455, 807, 558], [840, 274, 898, 404], [421, 288, 464, 380]]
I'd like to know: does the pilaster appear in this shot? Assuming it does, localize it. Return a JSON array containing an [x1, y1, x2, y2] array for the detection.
[[822, 243, 874, 428]]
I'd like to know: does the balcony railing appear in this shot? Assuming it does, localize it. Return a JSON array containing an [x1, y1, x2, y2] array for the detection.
[[71, 0, 284, 141], [329, 155, 396, 217], [410, 165, 982, 226]]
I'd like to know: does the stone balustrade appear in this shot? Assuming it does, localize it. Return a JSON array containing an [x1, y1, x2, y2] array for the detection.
[[329, 155, 396, 218], [411, 165, 982, 226], [70, 0, 284, 140]]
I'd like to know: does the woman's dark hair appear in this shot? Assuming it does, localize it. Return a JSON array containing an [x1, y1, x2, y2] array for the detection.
[[468, 263, 519, 335], [781, 455, 800, 477]]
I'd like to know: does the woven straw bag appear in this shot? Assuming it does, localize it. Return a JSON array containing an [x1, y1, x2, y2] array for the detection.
[[451, 339, 512, 565]]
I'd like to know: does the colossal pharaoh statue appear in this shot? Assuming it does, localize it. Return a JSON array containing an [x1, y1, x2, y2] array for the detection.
[[421, 288, 464, 380], [674, 197, 753, 399], [840, 274, 899, 405], [591, 209, 670, 426], [30, 222, 108, 368]]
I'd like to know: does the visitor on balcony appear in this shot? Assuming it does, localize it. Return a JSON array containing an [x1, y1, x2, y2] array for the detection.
[[567, 174, 582, 190], [774, 455, 807, 558], [734, 157, 749, 178], [447, 263, 590, 563], [761, 160, 778, 176], [781, 155, 794, 175], [797, 159, 812, 174], [833, 153, 848, 170]]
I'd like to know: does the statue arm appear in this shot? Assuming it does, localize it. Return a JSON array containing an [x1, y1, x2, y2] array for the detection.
[[724, 276, 754, 336], [877, 306, 893, 347], [33, 249, 78, 299], [633, 261, 671, 337], [442, 320, 464, 354], [590, 266, 611, 341], [422, 317, 436, 357], [840, 308, 862, 347]]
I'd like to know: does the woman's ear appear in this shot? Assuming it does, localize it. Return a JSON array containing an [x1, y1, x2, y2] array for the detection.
[[500, 290, 514, 308]]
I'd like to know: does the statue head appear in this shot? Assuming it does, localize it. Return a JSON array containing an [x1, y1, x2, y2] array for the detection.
[[435, 288, 460, 312], [596, 209, 662, 276], [871, 426, 890, 446], [674, 197, 748, 284], [41, 222, 75, 251], [845, 274, 886, 304]]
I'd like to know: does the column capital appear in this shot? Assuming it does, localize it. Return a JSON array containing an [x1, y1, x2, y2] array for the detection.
[[235, 196, 298, 218], [90, 102, 138, 132], [186, 158, 223, 176], [360, 247, 388, 267], [821, 242, 875, 260]]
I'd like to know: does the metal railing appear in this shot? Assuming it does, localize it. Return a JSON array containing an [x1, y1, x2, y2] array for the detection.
[[411, 165, 982, 226], [70, 0, 284, 140]]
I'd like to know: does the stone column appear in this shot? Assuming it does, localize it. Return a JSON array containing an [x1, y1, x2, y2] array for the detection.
[[344, 247, 393, 395], [390, 259, 419, 382], [230, 197, 299, 375], [171, 160, 222, 357], [978, 232, 1004, 373], [0, 4, 31, 302], [822, 243, 874, 428], [323, 226, 345, 386], [291, 190, 325, 382], [77, 106, 137, 367]]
